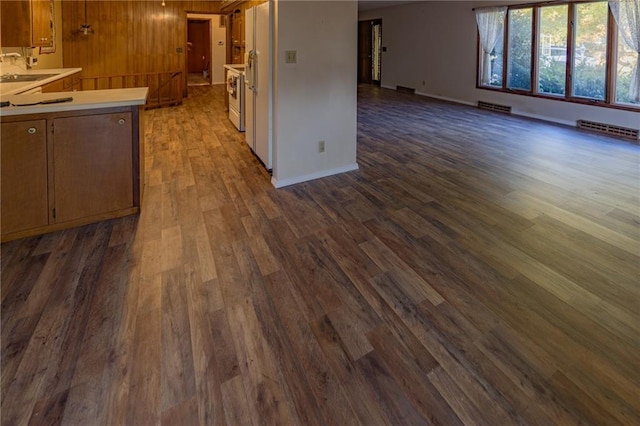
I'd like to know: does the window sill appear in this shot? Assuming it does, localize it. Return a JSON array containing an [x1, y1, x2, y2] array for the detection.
[[476, 85, 640, 113]]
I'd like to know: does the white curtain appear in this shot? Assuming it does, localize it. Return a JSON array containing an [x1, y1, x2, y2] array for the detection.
[[609, 0, 640, 102], [475, 7, 507, 85]]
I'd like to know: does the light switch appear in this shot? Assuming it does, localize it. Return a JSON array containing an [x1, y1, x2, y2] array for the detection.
[[285, 50, 297, 64]]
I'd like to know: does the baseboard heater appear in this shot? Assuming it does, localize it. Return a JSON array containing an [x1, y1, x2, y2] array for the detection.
[[396, 86, 415, 95], [577, 120, 639, 140], [478, 101, 512, 114]]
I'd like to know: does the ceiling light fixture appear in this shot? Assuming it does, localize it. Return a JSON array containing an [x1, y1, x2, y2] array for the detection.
[[75, 0, 95, 35]]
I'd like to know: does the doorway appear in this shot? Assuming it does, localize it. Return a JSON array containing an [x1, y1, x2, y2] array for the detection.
[[358, 19, 382, 85], [187, 19, 211, 86]]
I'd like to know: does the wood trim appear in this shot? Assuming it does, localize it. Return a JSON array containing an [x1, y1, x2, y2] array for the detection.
[[565, 2, 574, 97], [476, 29, 481, 88], [473, 0, 610, 12], [477, 86, 640, 112], [503, 9, 510, 87], [220, 0, 245, 13], [47, 119, 55, 225], [605, 9, 616, 104], [131, 106, 142, 207], [0, 106, 135, 123], [0, 207, 139, 243], [531, 6, 539, 94]]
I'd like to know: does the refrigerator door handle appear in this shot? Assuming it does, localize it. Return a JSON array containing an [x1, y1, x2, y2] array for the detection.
[[246, 50, 257, 92]]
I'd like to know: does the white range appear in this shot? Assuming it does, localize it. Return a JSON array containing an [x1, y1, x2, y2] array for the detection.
[[224, 64, 245, 132]]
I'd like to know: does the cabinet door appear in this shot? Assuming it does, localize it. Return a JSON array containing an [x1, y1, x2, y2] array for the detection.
[[1, 120, 49, 236], [31, 0, 51, 46], [53, 113, 133, 223], [0, 0, 32, 47]]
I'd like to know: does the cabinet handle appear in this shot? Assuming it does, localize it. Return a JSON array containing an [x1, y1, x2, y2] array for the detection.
[[118, 119, 125, 125], [28, 127, 37, 134]]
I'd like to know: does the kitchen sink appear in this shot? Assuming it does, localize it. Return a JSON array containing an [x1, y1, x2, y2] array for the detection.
[[0, 73, 57, 83]]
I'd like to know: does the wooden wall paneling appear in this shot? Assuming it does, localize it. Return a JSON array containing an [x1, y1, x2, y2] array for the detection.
[[61, 0, 222, 90]]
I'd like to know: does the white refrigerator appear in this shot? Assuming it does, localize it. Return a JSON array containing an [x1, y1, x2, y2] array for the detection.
[[244, 2, 272, 171]]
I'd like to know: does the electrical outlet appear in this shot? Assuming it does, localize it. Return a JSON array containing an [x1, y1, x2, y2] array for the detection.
[[285, 50, 297, 64], [318, 140, 325, 153]]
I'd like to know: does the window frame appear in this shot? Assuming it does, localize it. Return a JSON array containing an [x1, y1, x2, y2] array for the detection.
[[475, 0, 640, 112]]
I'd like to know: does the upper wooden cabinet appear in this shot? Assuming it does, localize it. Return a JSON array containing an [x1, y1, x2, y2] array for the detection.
[[229, 8, 245, 64], [0, 0, 52, 47]]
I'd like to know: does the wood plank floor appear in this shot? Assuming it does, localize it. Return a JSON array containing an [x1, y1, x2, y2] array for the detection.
[[2, 84, 639, 425]]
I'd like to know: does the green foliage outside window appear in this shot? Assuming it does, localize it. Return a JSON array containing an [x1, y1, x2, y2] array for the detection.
[[479, 0, 639, 107]]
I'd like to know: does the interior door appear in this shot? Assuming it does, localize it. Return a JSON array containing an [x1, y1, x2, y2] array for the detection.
[[358, 19, 382, 85], [358, 21, 373, 84], [187, 19, 211, 74]]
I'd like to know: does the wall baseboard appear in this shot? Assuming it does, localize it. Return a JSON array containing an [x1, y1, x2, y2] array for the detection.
[[415, 91, 476, 107], [513, 111, 575, 127], [416, 91, 576, 127], [272, 163, 359, 188], [379, 86, 586, 132]]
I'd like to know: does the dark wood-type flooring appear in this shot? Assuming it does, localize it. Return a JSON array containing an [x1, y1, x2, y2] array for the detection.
[[2, 84, 639, 425]]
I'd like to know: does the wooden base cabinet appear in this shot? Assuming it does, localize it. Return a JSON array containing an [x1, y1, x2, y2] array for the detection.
[[0, 106, 143, 242], [41, 72, 82, 93], [54, 113, 133, 223], [1, 120, 49, 235]]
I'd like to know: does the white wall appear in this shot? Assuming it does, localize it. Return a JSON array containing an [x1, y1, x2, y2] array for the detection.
[[187, 13, 226, 84], [359, 1, 640, 130], [272, 0, 359, 187], [212, 20, 226, 84]]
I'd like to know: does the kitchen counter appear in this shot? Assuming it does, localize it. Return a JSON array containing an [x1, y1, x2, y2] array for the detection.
[[0, 87, 149, 116], [0, 67, 83, 96], [1, 87, 147, 242]]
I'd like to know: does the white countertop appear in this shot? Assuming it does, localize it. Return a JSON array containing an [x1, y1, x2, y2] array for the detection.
[[0, 88, 149, 116], [0, 68, 83, 96]]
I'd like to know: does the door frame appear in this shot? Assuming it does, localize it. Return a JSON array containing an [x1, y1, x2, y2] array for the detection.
[[185, 12, 222, 92], [358, 18, 382, 85]]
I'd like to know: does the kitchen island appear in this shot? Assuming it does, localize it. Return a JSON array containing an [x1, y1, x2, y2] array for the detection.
[[0, 88, 148, 242]]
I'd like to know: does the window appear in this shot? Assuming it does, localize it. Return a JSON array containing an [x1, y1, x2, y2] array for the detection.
[[616, 30, 640, 105], [491, 36, 505, 87], [507, 8, 533, 91], [538, 5, 568, 95], [572, 2, 608, 100], [475, 0, 640, 111], [611, 0, 640, 105], [476, 7, 506, 87]]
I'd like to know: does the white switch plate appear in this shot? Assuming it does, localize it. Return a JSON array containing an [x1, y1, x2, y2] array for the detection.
[[285, 50, 297, 64]]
